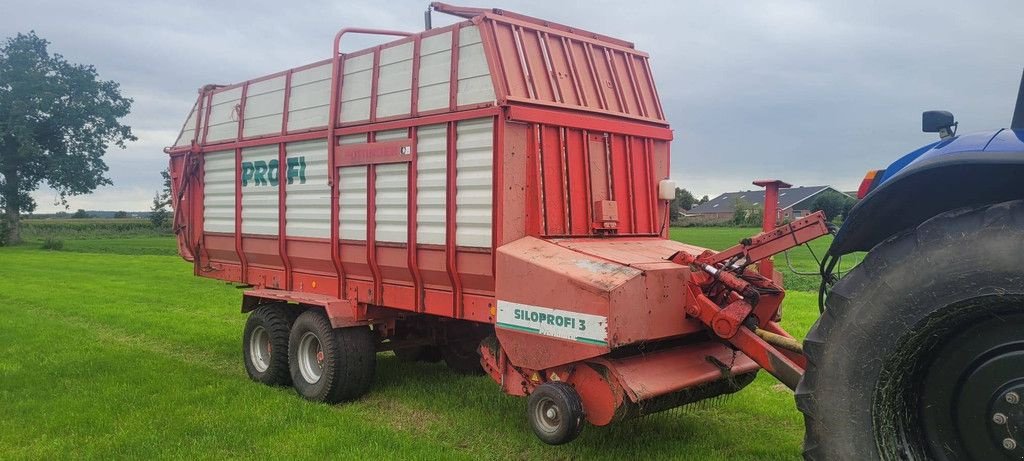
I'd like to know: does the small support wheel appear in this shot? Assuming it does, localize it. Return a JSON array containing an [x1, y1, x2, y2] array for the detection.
[[288, 310, 376, 403], [527, 382, 585, 445], [242, 305, 293, 386]]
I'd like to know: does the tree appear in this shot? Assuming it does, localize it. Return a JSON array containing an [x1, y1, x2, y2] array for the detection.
[[159, 168, 172, 210], [71, 208, 91, 219], [670, 187, 698, 220], [0, 32, 135, 244], [698, 195, 710, 205], [113, 210, 129, 218], [732, 199, 763, 227], [150, 191, 169, 228], [810, 190, 857, 221]]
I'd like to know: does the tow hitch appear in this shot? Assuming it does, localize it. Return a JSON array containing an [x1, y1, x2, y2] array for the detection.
[[669, 211, 830, 389]]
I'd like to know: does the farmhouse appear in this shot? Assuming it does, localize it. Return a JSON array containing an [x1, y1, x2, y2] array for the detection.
[[684, 185, 848, 224]]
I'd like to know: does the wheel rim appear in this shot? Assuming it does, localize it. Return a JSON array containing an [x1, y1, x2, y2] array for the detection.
[[249, 326, 271, 373], [297, 331, 325, 384], [875, 300, 1024, 460], [533, 396, 562, 434]]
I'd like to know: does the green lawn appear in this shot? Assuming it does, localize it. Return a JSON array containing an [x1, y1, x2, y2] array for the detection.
[[0, 230, 823, 459]]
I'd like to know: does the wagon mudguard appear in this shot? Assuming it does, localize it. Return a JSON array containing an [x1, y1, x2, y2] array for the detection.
[[830, 128, 1024, 255]]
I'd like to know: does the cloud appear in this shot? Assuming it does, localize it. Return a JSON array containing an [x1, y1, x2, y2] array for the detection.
[[3, 0, 1021, 211]]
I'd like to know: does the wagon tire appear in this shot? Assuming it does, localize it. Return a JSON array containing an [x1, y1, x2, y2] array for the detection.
[[528, 382, 586, 445], [242, 305, 293, 386], [441, 340, 485, 375], [288, 310, 376, 403], [394, 345, 443, 363], [797, 200, 1024, 460]]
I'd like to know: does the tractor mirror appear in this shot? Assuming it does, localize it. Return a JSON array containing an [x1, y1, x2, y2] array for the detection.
[[922, 110, 955, 133]]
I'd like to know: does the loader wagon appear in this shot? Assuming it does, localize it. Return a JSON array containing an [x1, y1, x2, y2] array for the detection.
[[167, 3, 1024, 459]]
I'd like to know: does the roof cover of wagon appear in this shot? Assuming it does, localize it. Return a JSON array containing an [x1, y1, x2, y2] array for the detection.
[[459, 4, 666, 124]]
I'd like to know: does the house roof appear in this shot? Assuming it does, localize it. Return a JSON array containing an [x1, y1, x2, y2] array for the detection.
[[688, 185, 836, 215]]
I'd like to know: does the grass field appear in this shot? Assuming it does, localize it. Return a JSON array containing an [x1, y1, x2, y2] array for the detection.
[[0, 228, 832, 460]]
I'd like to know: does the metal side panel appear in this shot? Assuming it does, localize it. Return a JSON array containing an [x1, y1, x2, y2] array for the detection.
[[203, 150, 236, 233], [287, 62, 332, 131], [340, 53, 374, 123], [284, 140, 330, 239], [455, 117, 493, 247], [457, 26, 495, 107], [338, 166, 368, 240], [418, 31, 452, 112], [243, 75, 286, 138], [240, 145, 280, 236], [206, 87, 243, 143], [416, 124, 447, 245], [375, 42, 414, 119], [374, 163, 409, 243]]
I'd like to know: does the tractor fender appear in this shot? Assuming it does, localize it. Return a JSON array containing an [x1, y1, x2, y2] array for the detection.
[[830, 129, 1024, 255]]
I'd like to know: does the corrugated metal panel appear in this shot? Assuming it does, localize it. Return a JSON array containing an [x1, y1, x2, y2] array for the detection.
[[284, 140, 330, 238], [376, 42, 413, 119], [375, 163, 409, 243], [203, 150, 236, 233], [417, 32, 452, 112], [338, 166, 368, 240], [457, 26, 495, 106], [486, 18, 665, 123], [206, 87, 243, 142], [174, 101, 200, 147], [241, 145, 280, 235], [243, 76, 286, 138], [340, 53, 374, 123], [416, 124, 447, 245], [287, 63, 331, 131], [455, 117, 493, 247]]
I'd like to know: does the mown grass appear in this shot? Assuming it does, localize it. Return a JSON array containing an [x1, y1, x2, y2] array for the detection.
[[0, 229, 824, 459]]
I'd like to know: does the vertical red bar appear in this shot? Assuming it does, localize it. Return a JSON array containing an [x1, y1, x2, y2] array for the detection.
[[328, 48, 347, 298], [407, 126, 424, 311], [278, 70, 294, 290], [369, 48, 381, 123], [234, 82, 250, 284], [492, 115, 504, 261], [445, 121, 463, 317], [449, 23, 462, 111], [410, 36, 422, 117], [366, 165, 382, 305]]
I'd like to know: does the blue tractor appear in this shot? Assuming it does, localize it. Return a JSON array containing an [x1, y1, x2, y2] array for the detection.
[[797, 71, 1024, 460]]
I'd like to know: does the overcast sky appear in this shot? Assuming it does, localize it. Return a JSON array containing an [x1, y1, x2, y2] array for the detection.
[[4, 0, 1022, 212]]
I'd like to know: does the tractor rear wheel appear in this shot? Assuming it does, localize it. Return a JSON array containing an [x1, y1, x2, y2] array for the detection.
[[288, 310, 376, 403], [798, 200, 1024, 460]]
